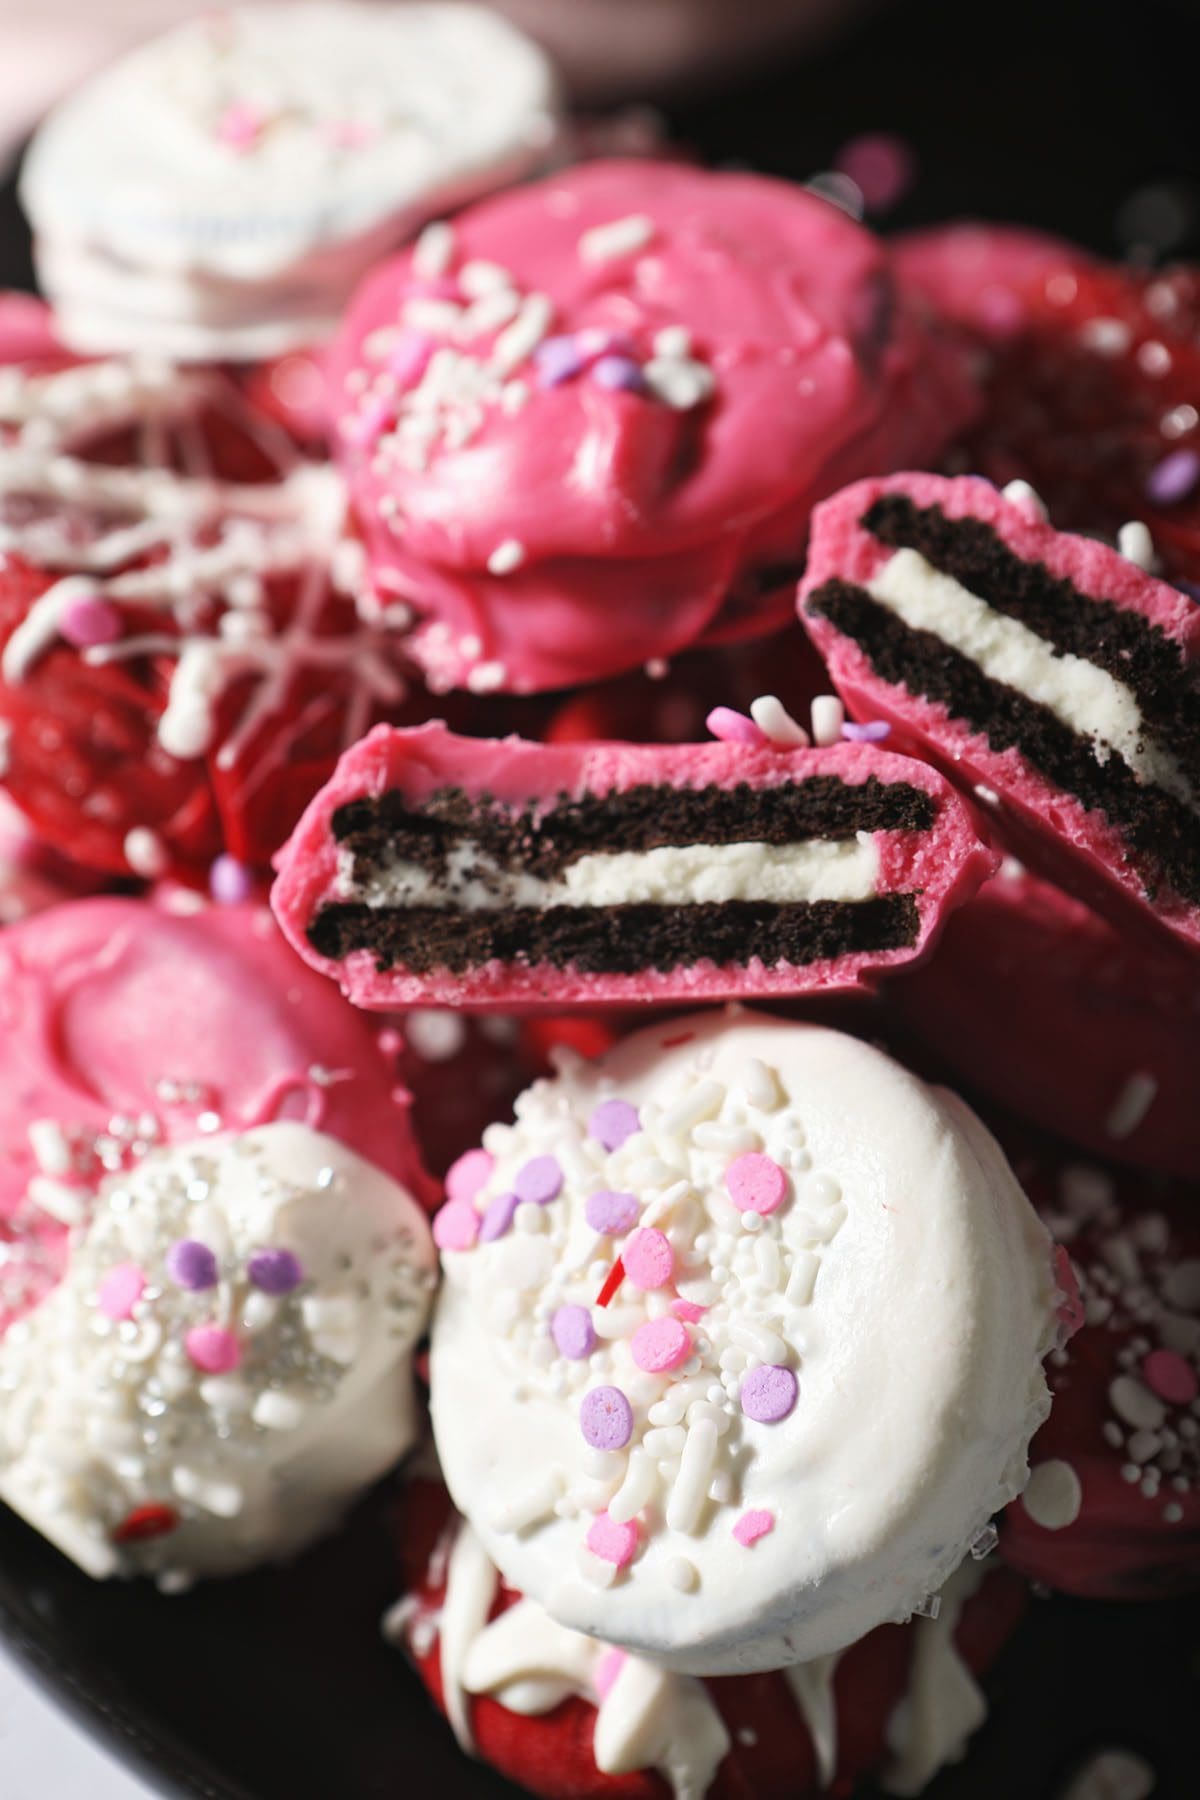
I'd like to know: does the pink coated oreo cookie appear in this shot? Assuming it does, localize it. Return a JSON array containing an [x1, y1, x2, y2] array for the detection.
[[271, 719, 996, 1010], [894, 861, 1200, 1180], [0, 893, 432, 1332], [800, 471, 1200, 958], [329, 158, 975, 695]]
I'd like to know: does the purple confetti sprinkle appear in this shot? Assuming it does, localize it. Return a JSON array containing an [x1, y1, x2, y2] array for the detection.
[[552, 1304, 597, 1360], [513, 1155, 563, 1206], [534, 334, 588, 388], [589, 1099, 640, 1152], [247, 1248, 304, 1295], [585, 1189, 641, 1235], [479, 1191, 519, 1243], [165, 1239, 218, 1292], [580, 1384, 634, 1451], [590, 354, 646, 394], [740, 1363, 798, 1424], [209, 853, 254, 905], [841, 719, 891, 743], [1146, 447, 1200, 507]]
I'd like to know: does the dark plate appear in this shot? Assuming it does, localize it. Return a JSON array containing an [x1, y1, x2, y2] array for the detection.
[[1, 0, 1199, 1795]]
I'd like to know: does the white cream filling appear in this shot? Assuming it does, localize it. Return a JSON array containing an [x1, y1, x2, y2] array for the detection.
[[868, 549, 1195, 810], [347, 835, 881, 912]]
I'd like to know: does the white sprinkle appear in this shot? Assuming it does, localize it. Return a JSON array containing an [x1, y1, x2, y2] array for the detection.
[[666, 1417, 719, 1534], [665, 1556, 698, 1591], [491, 293, 554, 377], [754, 1235, 781, 1288], [1127, 1429, 1162, 1464], [731, 1320, 789, 1365], [457, 260, 513, 298], [251, 1390, 307, 1432], [1116, 520, 1155, 571], [739, 1057, 782, 1112], [1109, 1375, 1166, 1433], [1164, 1502, 1184, 1524], [785, 1248, 820, 1307], [26, 1176, 87, 1225], [1059, 1747, 1156, 1800], [486, 538, 527, 576], [1162, 1260, 1200, 1310], [123, 827, 167, 878], [660, 1079, 725, 1136], [1081, 317, 1134, 357], [810, 694, 845, 746], [643, 357, 715, 411], [1105, 1072, 1158, 1139], [489, 1467, 565, 1534], [413, 221, 455, 280], [653, 326, 692, 359], [579, 214, 656, 264], [171, 1465, 242, 1518], [1002, 479, 1049, 521], [27, 1120, 73, 1178], [404, 1010, 468, 1063], [643, 1425, 686, 1458], [1021, 1459, 1083, 1529], [749, 694, 809, 748], [466, 660, 507, 694], [608, 1451, 657, 1526]]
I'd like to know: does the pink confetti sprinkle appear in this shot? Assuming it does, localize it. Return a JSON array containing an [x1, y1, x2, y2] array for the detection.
[[671, 1299, 706, 1323], [59, 596, 122, 649], [833, 133, 916, 213], [184, 1324, 242, 1374], [594, 1646, 627, 1699], [1143, 1348, 1199, 1406], [97, 1262, 146, 1322], [216, 101, 267, 153], [586, 1511, 639, 1568], [623, 1227, 674, 1290], [588, 1099, 640, 1152], [377, 1027, 403, 1056], [432, 1200, 480, 1252], [706, 706, 766, 747], [445, 1147, 494, 1205], [733, 1508, 776, 1548], [631, 1316, 690, 1373], [726, 1151, 788, 1216]]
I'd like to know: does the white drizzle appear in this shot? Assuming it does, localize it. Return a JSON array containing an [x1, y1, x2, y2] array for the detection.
[[0, 355, 406, 789]]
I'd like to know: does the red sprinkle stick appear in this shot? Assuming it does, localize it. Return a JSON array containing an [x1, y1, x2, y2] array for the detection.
[[595, 1257, 625, 1308]]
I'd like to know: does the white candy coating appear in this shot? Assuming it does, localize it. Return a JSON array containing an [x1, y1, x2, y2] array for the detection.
[[21, 3, 561, 359], [430, 1010, 1058, 1673], [0, 1123, 434, 1583]]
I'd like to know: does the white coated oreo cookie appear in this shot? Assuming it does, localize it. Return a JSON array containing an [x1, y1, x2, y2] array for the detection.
[[20, 2, 561, 360]]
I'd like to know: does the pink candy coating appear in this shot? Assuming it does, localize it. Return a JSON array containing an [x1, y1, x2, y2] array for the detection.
[[97, 1262, 146, 1321], [733, 1508, 776, 1548], [1143, 1348, 1199, 1406], [586, 1511, 639, 1569], [184, 1324, 242, 1374], [445, 1147, 494, 1204], [630, 1316, 690, 1373], [726, 1151, 788, 1216], [671, 1299, 706, 1323], [433, 1200, 480, 1252], [623, 1227, 674, 1291]]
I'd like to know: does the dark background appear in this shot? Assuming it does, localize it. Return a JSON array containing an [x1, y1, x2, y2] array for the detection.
[[0, 1, 1197, 1797]]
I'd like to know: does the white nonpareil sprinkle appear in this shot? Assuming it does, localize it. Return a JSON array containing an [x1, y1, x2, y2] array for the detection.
[[1116, 520, 1156, 571], [810, 695, 845, 747], [750, 694, 809, 748], [123, 827, 168, 878], [1105, 1071, 1158, 1139], [1002, 479, 1049, 521], [486, 538, 527, 576], [643, 357, 715, 411], [413, 221, 455, 280], [578, 214, 656, 264], [1058, 1748, 1155, 1800]]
